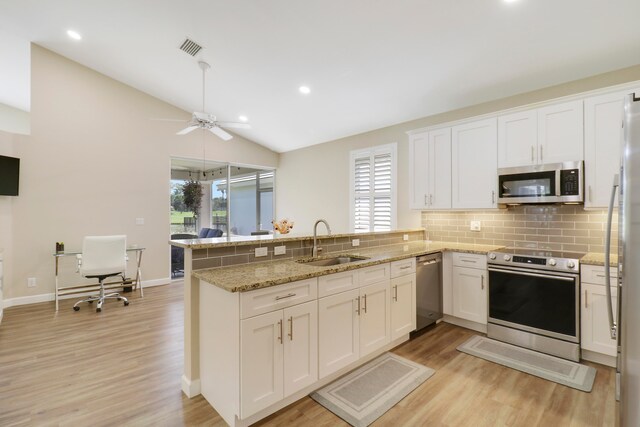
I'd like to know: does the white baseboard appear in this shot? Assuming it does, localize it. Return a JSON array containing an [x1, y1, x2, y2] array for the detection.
[[2, 277, 172, 308], [582, 349, 617, 368], [442, 314, 488, 334], [182, 375, 201, 398]]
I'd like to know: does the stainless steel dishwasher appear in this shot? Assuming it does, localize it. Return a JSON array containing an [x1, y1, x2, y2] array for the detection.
[[415, 253, 443, 331]]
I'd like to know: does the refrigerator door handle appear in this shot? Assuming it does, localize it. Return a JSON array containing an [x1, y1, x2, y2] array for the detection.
[[605, 174, 619, 340]]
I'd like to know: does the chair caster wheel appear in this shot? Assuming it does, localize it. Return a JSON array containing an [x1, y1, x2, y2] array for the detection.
[[96, 307, 102, 313], [124, 301, 129, 306], [117, 297, 122, 301], [88, 300, 93, 304], [73, 306, 80, 311]]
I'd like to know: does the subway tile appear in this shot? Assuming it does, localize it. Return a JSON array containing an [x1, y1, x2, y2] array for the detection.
[[192, 249, 208, 259], [562, 229, 589, 237], [561, 243, 589, 253], [221, 254, 250, 266], [208, 246, 236, 257], [192, 257, 222, 270], [575, 222, 604, 230], [549, 236, 575, 244], [525, 235, 549, 242]]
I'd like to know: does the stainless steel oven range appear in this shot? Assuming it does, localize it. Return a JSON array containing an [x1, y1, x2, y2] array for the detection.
[[487, 248, 584, 362]]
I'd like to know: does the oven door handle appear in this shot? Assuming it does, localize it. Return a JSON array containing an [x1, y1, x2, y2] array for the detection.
[[488, 267, 576, 282]]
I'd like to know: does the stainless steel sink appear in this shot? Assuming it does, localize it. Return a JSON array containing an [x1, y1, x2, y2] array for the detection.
[[296, 255, 369, 267]]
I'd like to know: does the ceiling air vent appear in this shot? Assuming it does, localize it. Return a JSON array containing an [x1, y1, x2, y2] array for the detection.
[[179, 38, 203, 56]]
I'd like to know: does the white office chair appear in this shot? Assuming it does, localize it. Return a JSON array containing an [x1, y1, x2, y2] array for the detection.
[[73, 235, 130, 312]]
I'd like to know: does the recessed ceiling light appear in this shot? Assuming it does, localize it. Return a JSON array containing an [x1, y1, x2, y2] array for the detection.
[[67, 30, 82, 40], [503, 0, 519, 3], [299, 86, 311, 95], [238, 115, 248, 122]]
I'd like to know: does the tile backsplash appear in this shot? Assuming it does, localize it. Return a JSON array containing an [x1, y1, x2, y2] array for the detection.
[[422, 205, 617, 254]]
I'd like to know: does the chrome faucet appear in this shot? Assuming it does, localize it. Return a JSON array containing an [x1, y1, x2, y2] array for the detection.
[[312, 219, 332, 257]]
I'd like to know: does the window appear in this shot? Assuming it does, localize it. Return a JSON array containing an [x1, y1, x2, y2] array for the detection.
[[350, 143, 397, 232]]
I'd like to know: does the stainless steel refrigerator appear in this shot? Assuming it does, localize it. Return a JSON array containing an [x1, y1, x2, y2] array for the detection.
[[605, 93, 640, 426]]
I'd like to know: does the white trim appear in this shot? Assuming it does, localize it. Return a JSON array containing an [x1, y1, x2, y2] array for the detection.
[[349, 142, 397, 232], [3, 277, 171, 308], [405, 80, 640, 135], [182, 374, 202, 398]]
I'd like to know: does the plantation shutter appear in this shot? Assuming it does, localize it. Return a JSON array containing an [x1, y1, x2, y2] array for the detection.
[[351, 144, 396, 232]]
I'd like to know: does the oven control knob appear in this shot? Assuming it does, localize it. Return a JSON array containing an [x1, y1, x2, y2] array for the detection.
[[503, 255, 511, 261], [489, 253, 496, 260], [567, 261, 576, 269], [548, 259, 557, 266]]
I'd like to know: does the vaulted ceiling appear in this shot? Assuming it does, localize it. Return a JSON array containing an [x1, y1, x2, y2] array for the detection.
[[1, 0, 639, 152]]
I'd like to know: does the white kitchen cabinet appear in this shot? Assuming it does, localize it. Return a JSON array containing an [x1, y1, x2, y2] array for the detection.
[[240, 300, 318, 417], [240, 310, 284, 417], [452, 118, 498, 209], [318, 289, 360, 378], [581, 282, 618, 357], [498, 109, 538, 168], [452, 265, 487, 324], [390, 274, 416, 340], [442, 252, 453, 316], [584, 91, 627, 208], [410, 128, 452, 210], [359, 280, 391, 357], [537, 100, 583, 164]]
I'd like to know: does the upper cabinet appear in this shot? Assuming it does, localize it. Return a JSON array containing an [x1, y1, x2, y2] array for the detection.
[[498, 100, 583, 168], [584, 91, 628, 208], [451, 118, 498, 209], [409, 128, 452, 210]]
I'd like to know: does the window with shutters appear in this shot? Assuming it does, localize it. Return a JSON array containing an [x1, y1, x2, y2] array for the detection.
[[350, 143, 397, 232]]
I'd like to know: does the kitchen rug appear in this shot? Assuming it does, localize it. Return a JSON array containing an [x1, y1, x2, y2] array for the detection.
[[457, 335, 596, 392], [310, 352, 435, 427]]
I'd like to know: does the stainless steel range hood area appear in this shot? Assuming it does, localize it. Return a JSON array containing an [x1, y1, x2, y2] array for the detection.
[[497, 161, 584, 205]]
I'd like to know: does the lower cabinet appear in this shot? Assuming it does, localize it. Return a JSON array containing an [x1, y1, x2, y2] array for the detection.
[[240, 300, 318, 417], [319, 280, 392, 378], [452, 266, 487, 324], [581, 282, 618, 357], [390, 273, 416, 340]]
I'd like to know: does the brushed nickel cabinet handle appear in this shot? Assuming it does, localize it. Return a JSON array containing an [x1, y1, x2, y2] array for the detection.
[[585, 290, 588, 308], [531, 146, 534, 162], [492, 190, 495, 204], [277, 319, 283, 343], [430, 194, 433, 205], [356, 296, 361, 315], [363, 294, 367, 314], [275, 293, 296, 301], [424, 194, 428, 206], [589, 185, 593, 202], [540, 146, 544, 162], [481, 275, 484, 290], [399, 265, 412, 270], [288, 316, 293, 341]]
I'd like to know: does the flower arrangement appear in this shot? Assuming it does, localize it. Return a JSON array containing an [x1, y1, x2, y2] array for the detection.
[[272, 219, 294, 234]]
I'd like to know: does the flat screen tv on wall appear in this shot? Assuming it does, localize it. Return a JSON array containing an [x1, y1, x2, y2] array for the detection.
[[0, 155, 20, 196]]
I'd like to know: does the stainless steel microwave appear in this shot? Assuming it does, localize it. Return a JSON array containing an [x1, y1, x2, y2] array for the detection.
[[497, 161, 584, 204]]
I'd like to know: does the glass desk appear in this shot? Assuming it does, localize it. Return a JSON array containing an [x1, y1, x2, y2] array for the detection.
[[53, 246, 145, 311]]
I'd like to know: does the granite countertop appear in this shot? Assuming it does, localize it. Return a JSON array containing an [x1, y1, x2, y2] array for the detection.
[[193, 241, 503, 293], [581, 252, 618, 267], [168, 228, 425, 249]]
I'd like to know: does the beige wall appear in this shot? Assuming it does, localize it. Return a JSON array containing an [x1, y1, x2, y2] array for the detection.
[[277, 64, 640, 235], [0, 131, 16, 303], [5, 45, 278, 300], [0, 103, 29, 135]]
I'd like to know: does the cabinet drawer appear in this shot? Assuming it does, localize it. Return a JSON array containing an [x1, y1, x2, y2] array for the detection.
[[452, 252, 487, 269], [390, 258, 416, 278], [581, 265, 618, 286], [318, 270, 359, 298], [358, 263, 391, 287], [240, 278, 318, 319]]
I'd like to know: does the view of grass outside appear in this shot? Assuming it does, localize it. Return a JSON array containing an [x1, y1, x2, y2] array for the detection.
[[170, 180, 228, 235]]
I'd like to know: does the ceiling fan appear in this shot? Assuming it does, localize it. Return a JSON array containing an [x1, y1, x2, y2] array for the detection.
[[160, 61, 250, 141]]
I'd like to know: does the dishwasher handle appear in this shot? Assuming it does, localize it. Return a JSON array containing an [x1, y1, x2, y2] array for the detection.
[[416, 255, 442, 265]]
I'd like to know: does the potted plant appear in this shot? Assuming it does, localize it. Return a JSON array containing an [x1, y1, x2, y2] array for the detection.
[[182, 179, 203, 227]]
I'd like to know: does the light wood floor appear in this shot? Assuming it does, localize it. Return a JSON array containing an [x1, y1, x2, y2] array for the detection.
[[0, 283, 616, 426]]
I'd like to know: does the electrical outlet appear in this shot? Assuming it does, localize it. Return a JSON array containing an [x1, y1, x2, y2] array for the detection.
[[352, 239, 360, 247], [274, 245, 286, 256], [27, 277, 37, 288], [470, 221, 482, 231], [255, 247, 268, 257], [135, 217, 145, 225], [403, 234, 409, 241]]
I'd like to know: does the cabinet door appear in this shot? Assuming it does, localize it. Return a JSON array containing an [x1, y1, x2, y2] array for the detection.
[[429, 128, 452, 209], [318, 289, 359, 378], [390, 274, 416, 340], [442, 252, 453, 316], [581, 283, 618, 357], [537, 100, 584, 164], [584, 92, 625, 208], [451, 118, 498, 209], [452, 266, 487, 324], [497, 110, 538, 168], [409, 132, 429, 209], [359, 281, 391, 357], [283, 301, 318, 397], [240, 310, 284, 418]]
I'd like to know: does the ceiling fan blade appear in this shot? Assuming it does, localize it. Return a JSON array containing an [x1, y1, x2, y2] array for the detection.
[[177, 125, 199, 135], [209, 126, 233, 141], [216, 121, 251, 129], [151, 118, 188, 122]]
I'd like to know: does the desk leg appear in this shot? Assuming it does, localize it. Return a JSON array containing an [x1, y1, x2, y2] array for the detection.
[[136, 251, 143, 298], [55, 256, 59, 311]]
